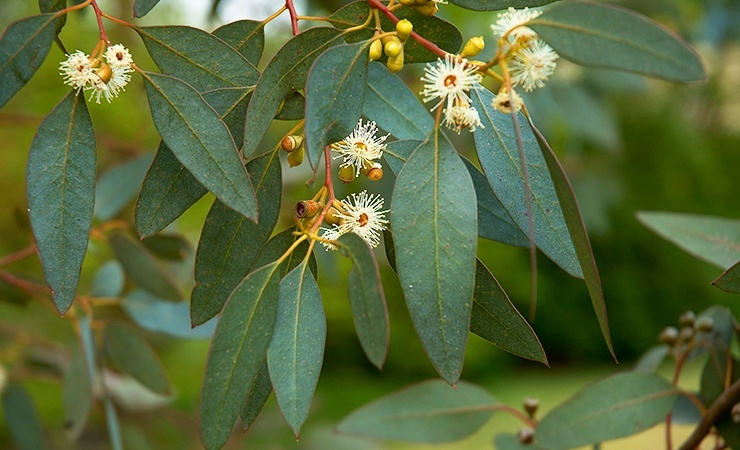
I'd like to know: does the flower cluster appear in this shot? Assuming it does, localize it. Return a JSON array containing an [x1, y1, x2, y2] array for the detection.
[[59, 44, 134, 103], [320, 191, 389, 250], [332, 119, 389, 177]]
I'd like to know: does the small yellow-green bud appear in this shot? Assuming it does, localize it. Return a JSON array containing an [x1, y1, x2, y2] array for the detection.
[[679, 310, 696, 327], [338, 164, 356, 183], [659, 326, 679, 345], [384, 40, 403, 58], [398, 0, 415, 5], [281, 135, 303, 152], [678, 326, 695, 343], [461, 36, 485, 58], [369, 39, 383, 61], [387, 52, 404, 73], [523, 397, 539, 417], [695, 317, 714, 332], [415, 2, 438, 16], [287, 143, 304, 167], [396, 19, 413, 41], [295, 200, 322, 219], [324, 207, 342, 226]]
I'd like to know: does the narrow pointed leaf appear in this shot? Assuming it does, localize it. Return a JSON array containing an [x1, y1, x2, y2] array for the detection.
[[202, 87, 251, 147], [141, 233, 191, 261], [143, 72, 257, 221], [391, 130, 477, 384], [249, 227, 318, 278], [275, 91, 305, 121], [240, 361, 272, 431], [448, 0, 557, 11], [0, 14, 62, 109], [27, 92, 95, 315], [530, 0, 705, 82], [536, 372, 679, 449], [2, 384, 47, 450], [133, 0, 161, 18], [201, 261, 281, 450], [471, 87, 581, 278], [338, 233, 389, 369], [104, 320, 171, 395], [243, 27, 344, 157], [123, 290, 216, 339], [336, 380, 496, 443], [95, 153, 154, 221], [191, 151, 281, 326], [137, 26, 259, 92], [103, 397, 123, 450], [63, 348, 93, 440], [633, 345, 670, 373], [212, 20, 265, 67], [109, 232, 182, 300], [268, 261, 326, 437], [471, 260, 547, 364], [712, 261, 740, 293], [38, 0, 66, 32], [305, 42, 369, 168]]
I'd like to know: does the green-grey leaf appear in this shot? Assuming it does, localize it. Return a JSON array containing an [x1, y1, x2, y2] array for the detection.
[[104, 320, 171, 395], [109, 232, 182, 300], [471, 260, 547, 364], [2, 384, 46, 450], [143, 72, 257, 221], [38, 0, 66, 32], [275, 91, 305, 121], [336, 380, 496, 443], [90, 260, 125, 298], [27, 92, 95, 315], [536, 372, 679, 449], [338, 233, 389, 369], [103, 397, 123, 450], [530, 1, 705, 82], [249, 227, 318, 278], [95, 153, 154, 221], [712, 261, 740, 293], [191, 151, 281, 326], [305, 42, 369, 169], [137, 26, 259, 92], [141, 234, 191, 261], [212, 19, 265, 67], [0, 14, 62, 109], [363, 62, 433, 141], [633, 345, 670, 373], [63, 348, 93, 441], [243, 27, 344, 157], [391, 130, 477, 384], [200, 261, 281, 450], [268, 261, 326, 437], [448, 0, 557, 10], [202, 87, 251, 147], [240, 361, 272, 431], [134, 0, 161, 18], [637, 211, 740, 269], [122, 290, 216, 340], [471, 87, 581, 277]]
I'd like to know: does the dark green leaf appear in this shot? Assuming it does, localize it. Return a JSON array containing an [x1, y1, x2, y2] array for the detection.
[[90, 260, 125, 298], [712, 261, 740, 293], [95, 153, 154, 221], [382, 140, 421, 175], [275, 91, 305, 121], [135, 141, 207, 238], [2, 384, 46, 450], [268, 260, 326, 437], [0, 14, 62, 109], [141, 234, 191, 261], [143, 72, 257, 221], [338, 233, 389, 369], [448, 0, 557, 10], [134, 0, 161, 18], [670, 394, 702, 424], [243, 27, 344, 157], [363, 62, 433, 141], [637, 211, 740, 269], [633, 345, 670, 373], [471, 260, 546, 364], [78, 315, 96, 382], [690, 306, 737, 361], [63, 348, 93, 440], [191, 151, 281, 326], [104, 320, 171, 395], [471, 87, 581, 277], [536, 372, 679, 449], [27, 92, 95, 315], [201, 261, 281, 450], [240, 361, 272, 431], [249, 227, 318, 278], [122, 290, 216, 339], [202, 87, 251, 147], [212, 19, 265, 67], [391, 130, 477, 384], [336, 380, 496, 442], [109, 232, 182, 300], [699, 350, 739, 408], [305, 42, 369, 168], [137, 26, 259, 92], [530, 1, 705, 82], [38, 0, 66, 31]]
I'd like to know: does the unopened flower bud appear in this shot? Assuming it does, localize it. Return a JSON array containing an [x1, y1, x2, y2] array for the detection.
[[695, 317, 714, 332], [338, 164, 356, 183], [295, 200, 322, 219], [517, 427, 535, 444], [387, 52, 404, 73], [659, 326, 679, 345], [732, 403, 740, 423], [384, 40, 403, 58], [678, 326, 695, 343], [461, 36, 485, 58], [324, 207, 342, 226], [398, 0, 415, 5], [415, 2, 438, 16], [287, 143, 304, 167], [281, 135, 303, 153], [396, 19, 413, 41], [679, 310, 696, 327], [369, 39, 383, 61], [523, 397, 539, 417]]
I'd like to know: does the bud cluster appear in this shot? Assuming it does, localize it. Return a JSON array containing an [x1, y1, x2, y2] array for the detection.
[[59, 43, 134, 103]]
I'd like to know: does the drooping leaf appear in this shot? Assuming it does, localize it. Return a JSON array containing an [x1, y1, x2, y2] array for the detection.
[[212, 19, 265, 67], [471, 260, 547, 364], [536, 372, 679, 449], [191, 151, 281, 326], [38, 0, 66, 31], [336, 380, 496, 443], [337, 233, 389, 369], [200, 261, 281, 450], [109, 232, 182, 300], [143, 72, 257, 221], [268, 261, 326, 437], [391, 130, 477, 384], [637, 211, 740, 269], [633, 345, 670, 373], [90, 260, 125, 298], [712, 261, 740, 293], [249, 227, 318, 278], [95, 153, 154, 221], [133, 0, 161, 18], [202, 87, 251, 148], [243, 27, 344, 157], [448, 0, 557, 11], [27, 92, 95, 315], [136, 26, 259, 92], [471, 87, 582, 278], [305, 42, 369, 169], [104, 320, 171, 395], [63, 348, 93, 441], [240, 361, 272, 431], [141, 234, 191, 261], [122, 290, 216, 340], [530, 0, 705, 82], [2, 384, 47, 450], [363, 62, 433, 141], [0, 14, 62, 109]]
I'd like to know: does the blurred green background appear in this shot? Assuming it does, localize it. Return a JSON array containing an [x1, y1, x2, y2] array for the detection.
[[0, 0, 738, 448]]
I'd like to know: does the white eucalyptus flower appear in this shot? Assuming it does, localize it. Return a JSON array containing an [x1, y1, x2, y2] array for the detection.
[[332, 119, 389, 176], [491, 7, 542, 40], [104, 44, 134, 68], [420, 54, 482, 113], [444, 102, 483, 134], [335, 190, 388, 248], [59, 51, 96, 92], [508, 39, 559, 92]]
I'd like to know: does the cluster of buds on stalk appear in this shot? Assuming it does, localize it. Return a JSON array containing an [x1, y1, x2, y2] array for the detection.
[[280, 134, 305, 167], [59, 42, 134, 103]]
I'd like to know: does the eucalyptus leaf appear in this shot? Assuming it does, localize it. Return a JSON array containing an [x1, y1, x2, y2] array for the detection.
[[391, 130, 477, 384], [202, 87, 252, 153], [530, 0, 705, 82], [633, 345, 670, 373], [27, 92, 95, 315], [2, 384, 47, 450], [134, 0, 161, 18], [38, 0, 66, 31], [122, 290, 216, 340], [95, 153, 154, 221], [275, 91, 305, 121], [63, 348, 93, 441], [448, 0, 557, 11], [212, 19, 265, 67], [141, 234, 191, 261], [240, 361, 272, 431], [712, 261, 740, 293], [249, 227, 318, 278], [90, 260, 125, 298], [103, 397, 123, 450], [336, 380, 496, 443], [109, 232, 182, 301], [104, 320, 171, 395]]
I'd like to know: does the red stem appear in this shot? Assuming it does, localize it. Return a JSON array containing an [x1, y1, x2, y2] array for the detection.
[[308, 146, 337, 234], [0, 245, 37, 267], [366, 0, 446, 58], [90, 0, 109, 42], [286, 0, 300, 36]]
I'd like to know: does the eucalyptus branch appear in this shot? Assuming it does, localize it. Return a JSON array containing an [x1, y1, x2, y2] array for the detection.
[[286, 0, 300, 36], [365, 0, 446, 58], [90, 0, 109, 42], [678, 378, 740, 450]]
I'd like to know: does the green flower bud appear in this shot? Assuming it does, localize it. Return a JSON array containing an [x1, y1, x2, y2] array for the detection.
[[398, 0, 415, 5], [384, 40, 403, 58], [415, 2, 438, 16], [523, 397, 539, 417], [369, 39, 383, 61], [679, 310, 696, 327], [324, 207, 342, 226], [396, 19, 413, 41], [695, 316, 714, 332], [387, 51, 404, 73], [461, 36, 485, 58], [659, 326, 679, 345], [338, 164, 356, 183], [287, 142, 304, 167]]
